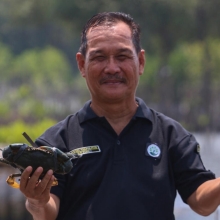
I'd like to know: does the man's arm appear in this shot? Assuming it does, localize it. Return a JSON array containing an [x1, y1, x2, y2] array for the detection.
[[20, 166, 60, 220], [187, 178, 220, 216], [26, 193, 60, 220]]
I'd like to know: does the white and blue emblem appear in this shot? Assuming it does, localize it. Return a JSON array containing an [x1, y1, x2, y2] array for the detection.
[[146, 144, 161, 158]]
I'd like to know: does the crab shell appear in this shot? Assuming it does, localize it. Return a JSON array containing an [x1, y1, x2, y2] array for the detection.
[[2, 143, 74, 176]]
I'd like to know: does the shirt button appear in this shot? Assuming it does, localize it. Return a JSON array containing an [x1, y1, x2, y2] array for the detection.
[[117, 140, 121, 145]]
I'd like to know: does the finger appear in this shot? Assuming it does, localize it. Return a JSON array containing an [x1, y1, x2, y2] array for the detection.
[[44, 173, 55, 193], [20, 166, 33, 192], [34, 170, 54, 194], [27, 167, 44, 188]]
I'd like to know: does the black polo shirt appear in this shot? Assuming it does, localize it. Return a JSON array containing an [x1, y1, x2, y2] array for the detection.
[[36, 97, 215, 220]]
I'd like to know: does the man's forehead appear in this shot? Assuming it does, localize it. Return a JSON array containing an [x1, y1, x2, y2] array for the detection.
[[87, 21, 132, 37], [88, 24, 116, 33]]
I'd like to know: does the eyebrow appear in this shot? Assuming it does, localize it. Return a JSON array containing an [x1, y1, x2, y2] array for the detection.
[[89, 48, 133, 57], [88, 50, 103, 57], [116, 48, 133, 54]]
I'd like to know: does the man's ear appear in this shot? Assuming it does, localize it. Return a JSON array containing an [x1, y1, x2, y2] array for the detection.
[[138, 49, 145, 76], [76, 52, 86, 77]]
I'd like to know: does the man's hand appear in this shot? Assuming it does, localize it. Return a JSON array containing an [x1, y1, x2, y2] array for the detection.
[[20, 166, 54, 206], [19, 166, 59, 220]]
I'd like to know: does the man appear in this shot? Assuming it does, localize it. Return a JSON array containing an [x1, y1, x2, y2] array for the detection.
[[20, 12, 219, 220]]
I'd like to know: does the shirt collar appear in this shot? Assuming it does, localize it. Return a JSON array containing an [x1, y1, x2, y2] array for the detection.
[[78, 100, 97, 124], [78, 97, 153, 124], [135, 97, 153, 122]]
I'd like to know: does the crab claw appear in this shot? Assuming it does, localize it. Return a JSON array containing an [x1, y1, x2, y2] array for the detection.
[[6, 175, 20, 189], [52, 178, 58, 186], [6, 173, 58, 189], [6, 174, 58, 189]]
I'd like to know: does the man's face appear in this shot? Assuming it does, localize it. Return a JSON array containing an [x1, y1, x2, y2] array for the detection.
[[77, 21, 145, 104]]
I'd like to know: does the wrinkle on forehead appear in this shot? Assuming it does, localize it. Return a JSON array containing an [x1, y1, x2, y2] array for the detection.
[[87, 22, 132, 42], [89, 24, 116, 33]]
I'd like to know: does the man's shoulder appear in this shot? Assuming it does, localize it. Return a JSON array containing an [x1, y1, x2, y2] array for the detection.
[[136, 97, 189, 136], [42, 113, 79, 134], [137, 97, 179, 125], [35, 101, 95, 148], [35, 113, 78, 148], [49, 100, 94, 130]]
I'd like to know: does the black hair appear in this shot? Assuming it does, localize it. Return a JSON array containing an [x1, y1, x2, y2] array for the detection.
[[79, 12, 141, 56]]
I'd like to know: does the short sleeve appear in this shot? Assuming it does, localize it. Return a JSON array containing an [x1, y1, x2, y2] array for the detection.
[[170, 134, 215, 203]]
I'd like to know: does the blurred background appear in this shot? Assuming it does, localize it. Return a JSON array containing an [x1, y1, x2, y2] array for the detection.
[[0, 0, 219, 219]]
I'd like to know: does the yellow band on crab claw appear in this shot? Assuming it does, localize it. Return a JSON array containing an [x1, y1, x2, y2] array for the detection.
[[52, 178, 58, 186], [36, 178, 58, 186], [6, 175, 20, 189], [6, 175, 59, 189]]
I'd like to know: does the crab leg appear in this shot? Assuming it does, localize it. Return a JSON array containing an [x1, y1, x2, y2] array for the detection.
[[6, 174, 21, 189], [6, 173, 58, 189]]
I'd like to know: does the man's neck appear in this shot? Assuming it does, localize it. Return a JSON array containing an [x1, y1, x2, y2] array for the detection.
[[90, 99, 138, 135]]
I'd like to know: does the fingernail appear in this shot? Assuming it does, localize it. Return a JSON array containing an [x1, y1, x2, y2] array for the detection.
[[36, 167, 43, 172], [26, 166, 33, 172], [47, 170, 53, 175]]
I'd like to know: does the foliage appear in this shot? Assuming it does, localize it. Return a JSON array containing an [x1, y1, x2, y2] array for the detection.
[[0, 119, 57, 144], [0, 44, 78, 123], [0, 0, 220, 131], [10, 46, 72, 91]]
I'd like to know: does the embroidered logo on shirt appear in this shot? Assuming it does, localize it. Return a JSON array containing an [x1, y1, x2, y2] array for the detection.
[[146, 144, 161, 158], [69, 145, 101, 156]]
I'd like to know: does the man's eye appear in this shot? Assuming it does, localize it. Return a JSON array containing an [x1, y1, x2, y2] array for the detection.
[[91, 56, 105, 61], [117, 55, 128, 60]]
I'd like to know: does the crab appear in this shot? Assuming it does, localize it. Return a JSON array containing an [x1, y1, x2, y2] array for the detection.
[[0, 132, 81, 189]]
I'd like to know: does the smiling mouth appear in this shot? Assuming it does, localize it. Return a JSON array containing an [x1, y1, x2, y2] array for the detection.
[[103, 80, 123, 84]]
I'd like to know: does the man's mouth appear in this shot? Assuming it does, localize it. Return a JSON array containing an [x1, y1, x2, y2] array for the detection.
[[100, 75, 126, 84]]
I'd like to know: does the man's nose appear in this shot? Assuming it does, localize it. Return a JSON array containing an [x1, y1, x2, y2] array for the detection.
[[104, 57, 120, 74]]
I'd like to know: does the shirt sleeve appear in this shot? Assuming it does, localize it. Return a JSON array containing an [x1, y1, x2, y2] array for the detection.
[[170, 134, 215, 203]]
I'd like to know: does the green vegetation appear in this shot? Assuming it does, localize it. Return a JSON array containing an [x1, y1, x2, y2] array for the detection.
[[0, 119, 57, 145], [0, 0, 220, 142]]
